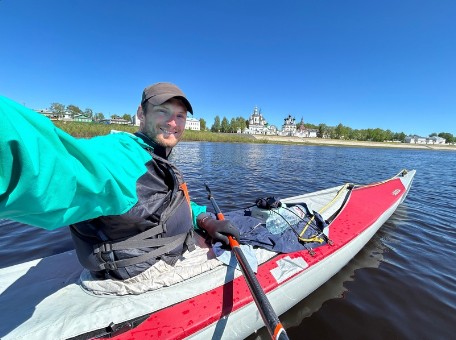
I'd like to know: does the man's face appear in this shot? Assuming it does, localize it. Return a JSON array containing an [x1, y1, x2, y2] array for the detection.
[[140, 98, 188, 150]]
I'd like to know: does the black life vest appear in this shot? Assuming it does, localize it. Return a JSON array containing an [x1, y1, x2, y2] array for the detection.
[[70, 138, 195, 280]]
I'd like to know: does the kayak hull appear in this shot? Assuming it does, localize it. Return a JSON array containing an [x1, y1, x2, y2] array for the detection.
[[0, 170, 415, 340], [112, 169, 415, 339]]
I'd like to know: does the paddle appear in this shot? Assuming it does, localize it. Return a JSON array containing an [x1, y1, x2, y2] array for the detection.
[[205, 184, 289, 340]]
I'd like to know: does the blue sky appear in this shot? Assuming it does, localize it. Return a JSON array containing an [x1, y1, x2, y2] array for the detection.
[[1, 0, 455, 136]]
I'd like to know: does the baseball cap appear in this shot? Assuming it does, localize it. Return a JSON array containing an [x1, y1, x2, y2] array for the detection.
[[141, 82, 193, 114]]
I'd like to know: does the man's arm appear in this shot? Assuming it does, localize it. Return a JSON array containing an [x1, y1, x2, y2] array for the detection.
[[0, 96, 151, 229]]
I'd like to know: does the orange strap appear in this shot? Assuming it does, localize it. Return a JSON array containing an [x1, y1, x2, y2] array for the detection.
[[179, 182, 191, 207]]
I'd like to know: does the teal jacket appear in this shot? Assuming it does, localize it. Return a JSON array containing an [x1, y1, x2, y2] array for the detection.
[[0, 96, 206, 229]]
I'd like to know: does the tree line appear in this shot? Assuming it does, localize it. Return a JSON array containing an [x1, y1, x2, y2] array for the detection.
[[49, 102, 132, 122], [207, 115, 455, 144], [319, 123, 407, 142], [210, 116, 247, 133]]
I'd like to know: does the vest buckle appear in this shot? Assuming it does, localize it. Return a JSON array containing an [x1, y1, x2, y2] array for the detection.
[[94, 242, 113, 254], [99, 261, 118, 271]]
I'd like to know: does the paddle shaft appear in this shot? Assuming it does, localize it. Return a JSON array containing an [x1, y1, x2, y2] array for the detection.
[[207, 194, 289, 340]]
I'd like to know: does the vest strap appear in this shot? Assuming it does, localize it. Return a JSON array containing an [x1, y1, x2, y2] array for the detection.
[[94, 232, 186, 252], [125, 224, 164, 241], [179, 182, 191, 207], [98, 232, 189, 270], [184, 229, 196, 252]]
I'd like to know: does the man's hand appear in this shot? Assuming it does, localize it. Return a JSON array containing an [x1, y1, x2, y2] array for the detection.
[[197, 214, 240, 245]]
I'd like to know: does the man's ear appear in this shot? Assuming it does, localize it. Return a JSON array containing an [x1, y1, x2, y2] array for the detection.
[[137, 105, 144, 121]]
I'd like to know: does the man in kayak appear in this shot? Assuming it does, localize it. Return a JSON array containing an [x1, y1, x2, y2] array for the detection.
[[0, 82, 239, 280]]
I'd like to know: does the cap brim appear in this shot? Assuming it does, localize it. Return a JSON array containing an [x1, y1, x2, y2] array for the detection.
[[143, 94, 193, 114]]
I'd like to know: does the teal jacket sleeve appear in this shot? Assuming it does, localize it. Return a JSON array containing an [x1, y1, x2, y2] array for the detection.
[[190, 201, 206, 229], [0, 96, 152, 229]]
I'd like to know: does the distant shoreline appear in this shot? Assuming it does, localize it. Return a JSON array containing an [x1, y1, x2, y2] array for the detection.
[[51, 122, 455, 151], [250, 135, 456, 151]]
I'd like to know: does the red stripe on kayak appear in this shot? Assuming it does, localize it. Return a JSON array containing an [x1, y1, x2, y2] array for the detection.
[[107, 178, 406, 340], [329, 179, 405, 242]]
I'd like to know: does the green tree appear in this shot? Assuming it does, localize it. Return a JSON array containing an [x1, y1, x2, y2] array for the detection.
[[317, 123, 328, 138], [200, 118, 207, 131], [327, 126, 336, 139], [334, 123, 345, 139], [351, 129, 364, 141], [384, 129, 394, 141], [345, 127, 355, 140], [370, 128, 384, 142], [396, 132, 406, 142], [122, 114, 132, 122], [304, 122, 319, 130], [220, 117, 230, 133], [438, 132, 454, 144], [94, 112, 105, 121], [229, 118, 237, 133], [211, 115, 221, 132], [50, 102, 65, 119], [66, 105, 83, 118], [237, 116, 247, 132]]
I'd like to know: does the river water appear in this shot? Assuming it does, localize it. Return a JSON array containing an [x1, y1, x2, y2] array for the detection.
[[1, 142, 455, 339]]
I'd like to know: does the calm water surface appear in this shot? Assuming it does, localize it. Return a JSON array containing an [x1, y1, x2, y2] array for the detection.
[[1, 142, 455, 339]]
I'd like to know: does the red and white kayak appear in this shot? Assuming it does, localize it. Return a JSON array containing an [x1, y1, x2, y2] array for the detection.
[[0, 170, 415, 340]]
